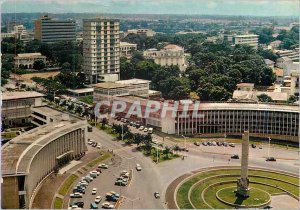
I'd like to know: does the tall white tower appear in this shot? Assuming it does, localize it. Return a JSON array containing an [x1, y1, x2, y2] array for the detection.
[[83, 18, 120, 84]]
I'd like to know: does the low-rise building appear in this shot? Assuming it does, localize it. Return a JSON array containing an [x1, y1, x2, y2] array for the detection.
[[276, 56, 299, 76], [236, 83, 254, 91], [273, 68, 284, 84], [14, 53, 46, 69], [67, 88, 94, 98], [264, 59, 275, 69], [275, 48, 299, 62], [269, 40, 282, 49], [233, 34, 259, 49], [2, 91, 44, 127], [92, 78, 151, 102], [125, 29, 156, 37], [1, 107, 87, 209], [120, 42, 137, 58], [143, 44, 189, 72]]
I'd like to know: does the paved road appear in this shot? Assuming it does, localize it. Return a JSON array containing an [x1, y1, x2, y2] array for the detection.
[[68, 126, 299, 209]]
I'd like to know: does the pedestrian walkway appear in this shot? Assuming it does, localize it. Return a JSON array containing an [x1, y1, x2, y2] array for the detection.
[[58, 160, 82, 175]]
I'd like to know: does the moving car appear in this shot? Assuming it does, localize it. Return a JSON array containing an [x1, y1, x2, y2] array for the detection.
[[98, 163, 109, 169], [136, 163, 142, 171], [266, 157, 276, 161], [154, 192, 160, 199], [231, 154, 239, 159]]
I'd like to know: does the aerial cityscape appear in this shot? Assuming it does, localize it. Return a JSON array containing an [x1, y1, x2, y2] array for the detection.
[[1, 0, 299, 209]]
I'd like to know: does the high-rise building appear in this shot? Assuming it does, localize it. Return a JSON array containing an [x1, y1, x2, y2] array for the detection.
[[34, 15, 76, 43], [83, 18, 120, 84]]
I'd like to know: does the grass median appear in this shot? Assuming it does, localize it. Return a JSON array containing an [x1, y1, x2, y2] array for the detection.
[[53, 197, 63, 209], [58, 174, 78, 196]]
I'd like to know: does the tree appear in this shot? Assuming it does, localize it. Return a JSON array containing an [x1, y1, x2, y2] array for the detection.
[[287, 95, 298, 104], [33, 60, 46, 70], [257, 94, 273, 102], [163, 146, 172, 158]]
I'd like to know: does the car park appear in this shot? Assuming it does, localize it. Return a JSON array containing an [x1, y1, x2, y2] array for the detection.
[[136, 163, 142, 171], [92, 188, 97, 195], [231, 154, 239, 159], [95, 196, 102, 204], [154, 192, 160, 199]]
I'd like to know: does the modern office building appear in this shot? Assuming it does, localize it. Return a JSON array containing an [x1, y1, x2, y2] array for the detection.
[[2, 91, 44, 127], [108, 97, 299, 142], [143, 44, 189, 72], [120, 42, 137, 58], [14, 53, 46, 69], [1, 108, 87, 209], [233, 34, 259, 49], [83, 17, 120, 84], [34, 15, 76, 43]]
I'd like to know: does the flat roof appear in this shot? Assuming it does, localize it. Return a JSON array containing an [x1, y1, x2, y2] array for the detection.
[[235, 34, 259, 38], [15, 53, 45, 58], [2, 110, 86, 176], [67, 88, 94, 94], [115, 78, 150, 85], [2, 91, 44, 100], [236, 83, 254, 87], [91, 82, 128, 89], [32, 106, 84, 121], [120, 42, 137, 46]]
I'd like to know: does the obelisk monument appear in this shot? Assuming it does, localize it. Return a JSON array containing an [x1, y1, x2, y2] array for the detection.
[[236, 131, 250, 197]]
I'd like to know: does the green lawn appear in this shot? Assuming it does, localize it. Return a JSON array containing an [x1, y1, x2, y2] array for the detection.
[[141, 147, 180, 163], [86, 152, 111, 168], [177, 168, 299, 209], [53, 197, 63, 209], [58, 174, 78, 196]]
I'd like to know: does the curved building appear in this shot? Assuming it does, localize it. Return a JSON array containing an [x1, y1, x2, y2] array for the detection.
[[1, 110, 87, 209]]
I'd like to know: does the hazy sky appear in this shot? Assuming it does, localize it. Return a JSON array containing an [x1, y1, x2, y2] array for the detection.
[[2, 0, 299, 16]]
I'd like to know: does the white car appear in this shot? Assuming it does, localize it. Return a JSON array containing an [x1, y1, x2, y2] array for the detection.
[[136, 164, 142, 171], [143, 128, 148, 132], [97, 145, 101, 149], [92, 188, 97, 195], [98, 163, 109, 169], [139, 126, 144, 131], [102, 202, 114, 209], [95, 196, 102, 204]]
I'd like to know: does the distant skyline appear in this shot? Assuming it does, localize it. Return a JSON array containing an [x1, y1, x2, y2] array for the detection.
[[2, 0, 299, 17]]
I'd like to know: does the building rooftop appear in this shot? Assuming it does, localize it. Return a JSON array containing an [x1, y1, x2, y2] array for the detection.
[[163, 44, 183, 51], [115, 78, 150, 85], [67, 88, 94, 94], [2, 107, 86, 176], [91, 82, 128, 89], [2, 91, 44, 101], [233, 90, 288, 102], [273, 68, 284, 77], [15, 53, 45, 58], [264, 59, 275, 65], [120, 42, 137, 46], [236, 83, 254, 87], [234, 34, 259, 38], [32, 106, 85, 121]]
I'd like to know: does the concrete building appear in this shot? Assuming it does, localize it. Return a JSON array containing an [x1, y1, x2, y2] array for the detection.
[[67, 88, 94, 98], [143, 44, 189, 72], [2, 91, 44, 127], [269, 40, 282, 49], [110, 97, 299, 142], [236, 83, 254, 91], [92, 78, 150, 102], [34, 15, 76, 43], [83, 18, 120, 84], [275, 48, 299, 62], [264, 59, 275, 69], [125, 29, 156, 37], [1, 107, 87, 209], [276, 56, 299, 76], [14, 53, 46, 69], [233, 34, 259, 49], [120, 42, 137, 58], [233, 90, 288, 103]]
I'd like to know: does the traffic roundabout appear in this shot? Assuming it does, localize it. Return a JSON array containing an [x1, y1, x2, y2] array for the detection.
[[167, 166, 299, 209]]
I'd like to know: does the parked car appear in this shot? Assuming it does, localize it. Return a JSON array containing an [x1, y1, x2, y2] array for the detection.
[[97, 145, 101, 149], [229, 143, 235, 147], [95, 196, 102, 204], [223, 142, 228, 147], [136, 164, 142, 171], [259, 145, 263, 149], [231, 155, 239, 159], [266, 157, 276, 161], [148, 128, 153, 134], [90, 202, 98, 209], [217, 142, 223, 146], [143, 128, 148, 132], [194, 142, 200, 146], [154, 192, 160, 199], [202, 142, 208, 146], [251, 144, 256, 148], [211, 141, 217, 146], [102, 202, 114, 209], [92, 188, 97, 195]]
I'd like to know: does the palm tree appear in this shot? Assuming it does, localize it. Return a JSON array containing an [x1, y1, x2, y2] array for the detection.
[[163, 146, 171, 158]]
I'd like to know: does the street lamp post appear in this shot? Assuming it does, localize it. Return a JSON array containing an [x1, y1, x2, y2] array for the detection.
[[268, 137, 271, 158]]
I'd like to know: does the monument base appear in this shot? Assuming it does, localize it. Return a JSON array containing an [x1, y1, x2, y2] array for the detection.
[[236, 178, 250, 197]]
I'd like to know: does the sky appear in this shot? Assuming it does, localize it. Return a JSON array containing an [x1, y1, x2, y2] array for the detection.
[[1, 0, 299, 16]]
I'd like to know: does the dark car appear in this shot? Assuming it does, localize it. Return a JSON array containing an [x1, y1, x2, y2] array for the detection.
[[266, 157, 276, 161], [231, 155, 239, 159], [154, 192, 160, 199], [88, 126, 93, 132], [216, 142, 223, 146], [77, 201, 84, 208], [251, 144, 256, 148], [194, 142, 200, 146]]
